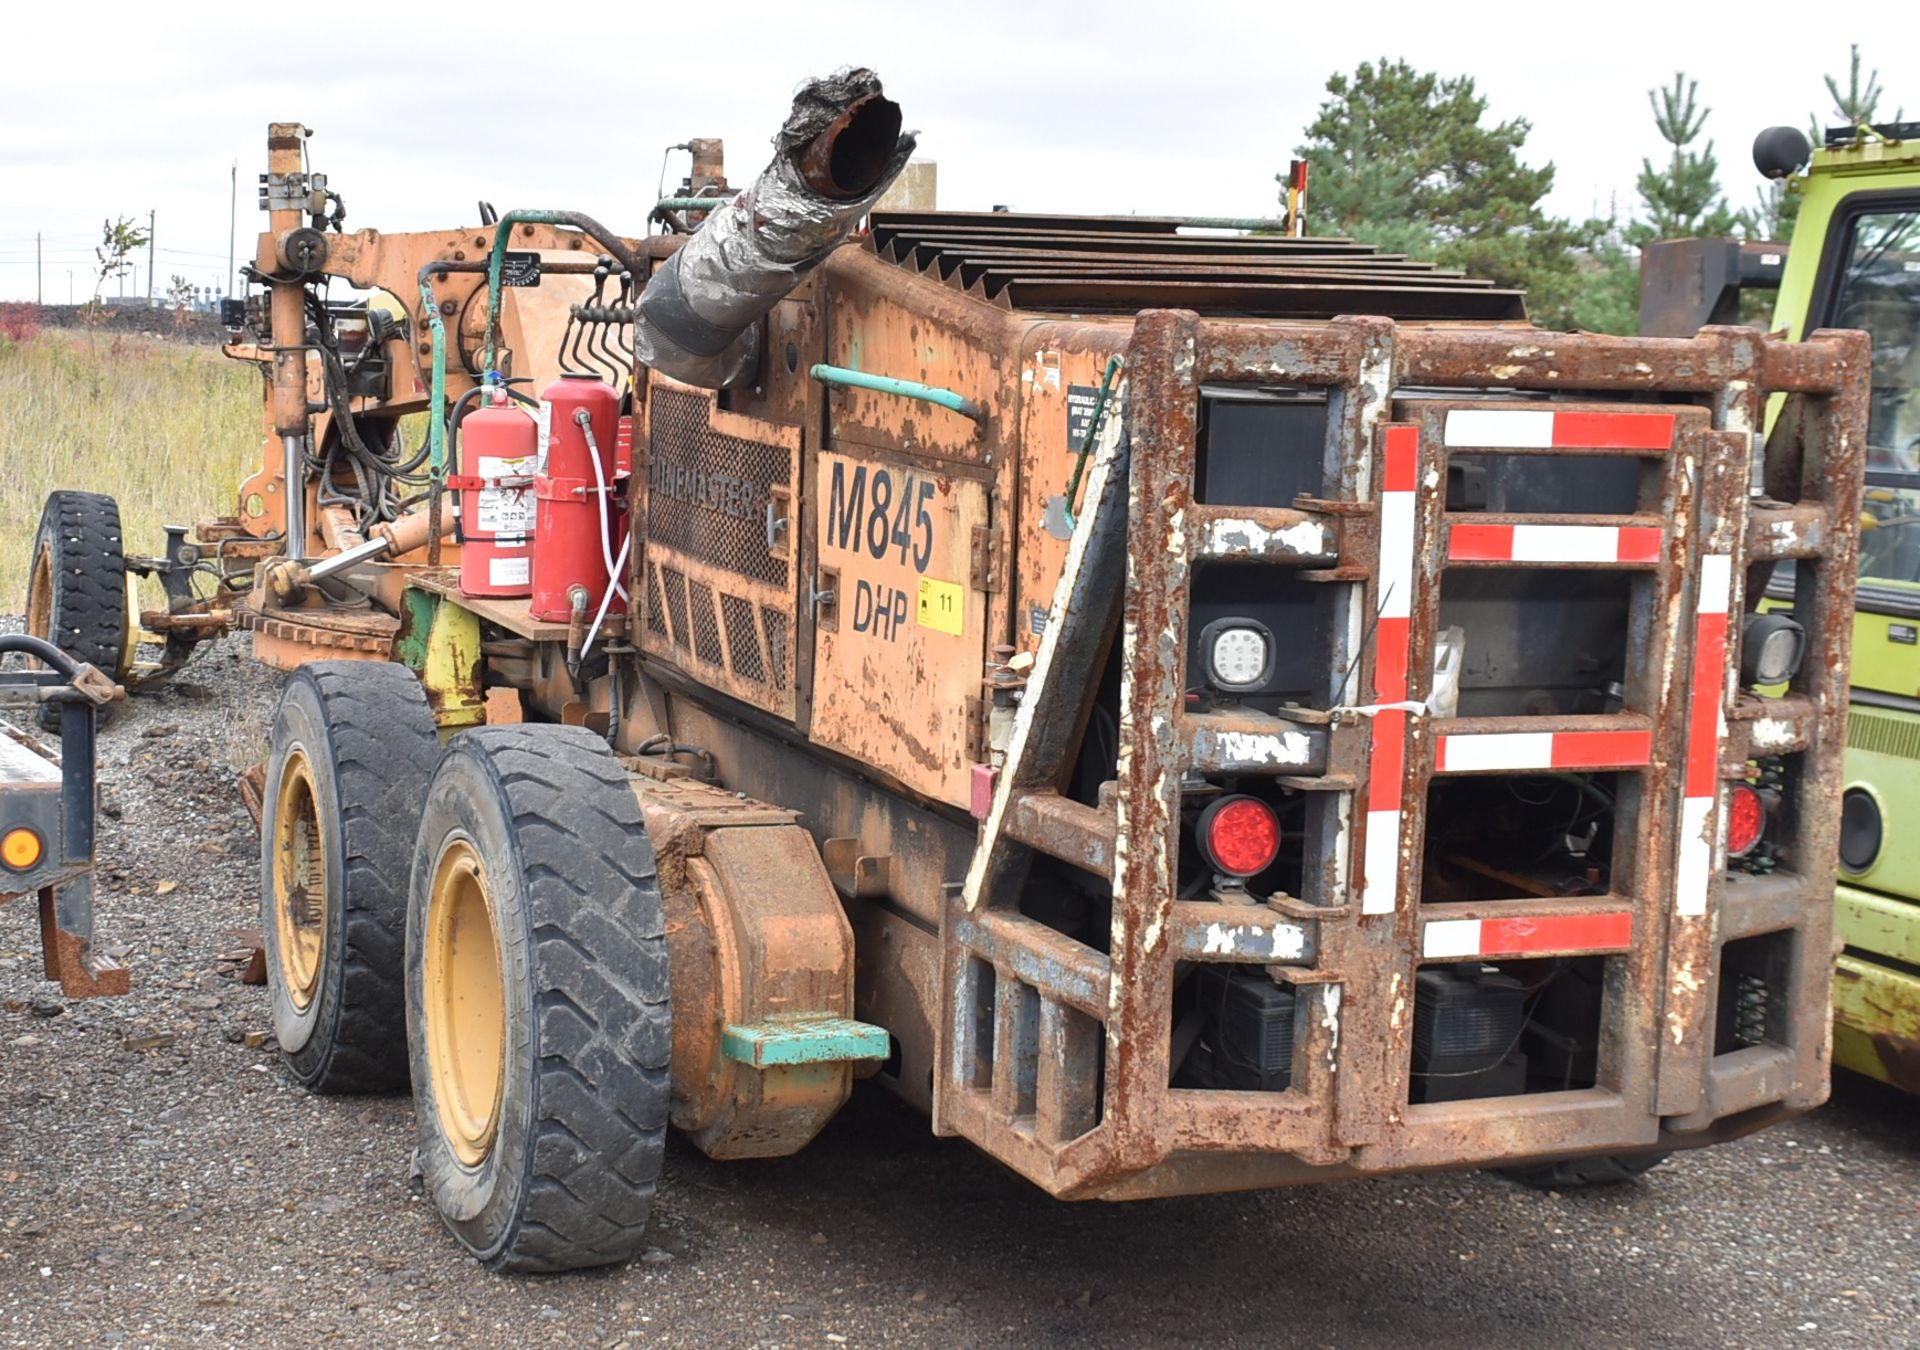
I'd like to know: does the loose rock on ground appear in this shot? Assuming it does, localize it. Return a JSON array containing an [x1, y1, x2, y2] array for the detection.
[[2, 628, 1915, 1347]]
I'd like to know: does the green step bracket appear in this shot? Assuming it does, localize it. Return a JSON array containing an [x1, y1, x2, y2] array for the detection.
[[721, 1013, 891, 1069]]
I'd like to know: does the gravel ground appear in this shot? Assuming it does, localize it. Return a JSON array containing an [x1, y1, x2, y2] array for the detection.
[[2, 629, 1916, 1348]]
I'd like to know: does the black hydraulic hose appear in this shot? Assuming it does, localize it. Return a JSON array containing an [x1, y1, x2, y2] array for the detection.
[[0, 633, 83, 676], [566, 306, 596, 377], [443, 382, 491, 546]]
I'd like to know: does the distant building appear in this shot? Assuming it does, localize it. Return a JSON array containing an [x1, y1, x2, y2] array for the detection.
[[876, 161, 937, 213]]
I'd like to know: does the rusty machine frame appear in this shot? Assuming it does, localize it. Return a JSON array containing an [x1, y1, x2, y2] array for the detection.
[[0, 636, 126, 1000], [43, 72, 1870, 1267]]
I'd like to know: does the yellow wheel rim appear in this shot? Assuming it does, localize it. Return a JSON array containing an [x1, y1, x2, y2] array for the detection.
[[24, 538, 132, 680], [425, 839, 506, 1168], [25, 544, 52, 645], [271, 750, 327, 1010]]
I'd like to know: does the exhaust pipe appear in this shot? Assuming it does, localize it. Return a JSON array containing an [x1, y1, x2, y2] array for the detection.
[[635, 68, 914, 388]]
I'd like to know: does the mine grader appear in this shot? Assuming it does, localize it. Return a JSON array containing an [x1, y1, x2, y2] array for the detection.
[[21, 70, 1874, 1271]]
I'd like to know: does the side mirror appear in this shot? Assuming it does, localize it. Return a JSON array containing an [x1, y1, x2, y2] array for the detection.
[[1753, 126, 1812, 180]]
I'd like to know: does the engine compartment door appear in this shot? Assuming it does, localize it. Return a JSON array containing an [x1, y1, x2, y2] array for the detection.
[[809, 452, 989, 809]]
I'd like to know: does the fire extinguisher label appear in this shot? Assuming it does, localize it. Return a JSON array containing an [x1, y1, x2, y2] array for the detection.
[[536, 400, 553, 463], [475, 455, 537, 533], [488, 554, 531, 587]]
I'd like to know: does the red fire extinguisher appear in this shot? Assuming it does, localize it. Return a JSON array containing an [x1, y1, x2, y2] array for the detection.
[[531, 373, 626, 623], [453, 386, 538, 598]]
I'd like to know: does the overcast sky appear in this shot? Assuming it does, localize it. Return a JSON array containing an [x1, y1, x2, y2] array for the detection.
[[2, 3, 1913, 304]]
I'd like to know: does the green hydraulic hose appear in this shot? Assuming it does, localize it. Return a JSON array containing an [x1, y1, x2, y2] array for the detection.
[[482, 210, 643, 377], [419, 278, 448, 474], [808, 364, 987, 423], [1062, 355, 1123, 531], [654, 196, 737, 213], [1173, 215, 1289, 231]]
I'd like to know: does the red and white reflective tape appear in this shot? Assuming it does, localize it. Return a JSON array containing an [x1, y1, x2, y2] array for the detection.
[[1360, 426, 1419, 917], [1675, 553, 1733, 917], [1448, 522, 1663, 565], [1443, 409, 1676, 451], [1423, 911, 1634, 960], [1434, 728, 1652, 774]]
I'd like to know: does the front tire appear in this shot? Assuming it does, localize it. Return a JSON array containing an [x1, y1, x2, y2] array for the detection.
[[407, 725, 671, 1273], [261, 661, 440, 1092]]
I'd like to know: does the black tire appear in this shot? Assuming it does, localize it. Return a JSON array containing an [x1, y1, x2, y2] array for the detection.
[[1496, 1151, 1671, 1189], [261, 661, 440, 1093], [407, 725, 671, 1273], [26, 491, 127, 730]]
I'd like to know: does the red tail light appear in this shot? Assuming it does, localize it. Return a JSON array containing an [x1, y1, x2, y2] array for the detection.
[[1726, 783, 1766, 858], [1198, 795, 1281, 877]]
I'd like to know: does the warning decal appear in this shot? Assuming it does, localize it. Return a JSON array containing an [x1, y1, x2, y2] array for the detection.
[[917, 577, 964, 636]]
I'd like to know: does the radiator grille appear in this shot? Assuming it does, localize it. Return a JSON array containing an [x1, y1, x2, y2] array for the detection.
[[763, 608, 789, 691], [646, 388, 788, 587], [1848, 709, 1920, 762], [644, 562, 668, 638], [722, 593, 766, 683], [689, 580, 724, 667], [660, 564, 691, 646]]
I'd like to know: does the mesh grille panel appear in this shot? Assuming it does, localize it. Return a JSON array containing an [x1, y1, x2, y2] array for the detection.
[[644, 562, 667, 637], [689, 580, 724, 667], [763, 607, 788, 691], [721, 593, 766, 683], [646, 388, 789, 587], [661, 565, 691, 652]]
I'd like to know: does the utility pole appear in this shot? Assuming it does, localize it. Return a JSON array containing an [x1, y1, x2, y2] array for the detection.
[[67, 270, 73, 304], [36, 232, 41, 305], [147, 208, 156, 307], [228, 160, 237, 302]]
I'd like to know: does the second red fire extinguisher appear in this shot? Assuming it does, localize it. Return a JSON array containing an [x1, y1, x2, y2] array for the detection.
[[531, 373, 627, 625]]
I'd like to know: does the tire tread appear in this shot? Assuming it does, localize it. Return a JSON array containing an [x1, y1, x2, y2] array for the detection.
[[277, 662, 439, 1093], [461, 725, 670, 1273], [30, 491, 126, 731]]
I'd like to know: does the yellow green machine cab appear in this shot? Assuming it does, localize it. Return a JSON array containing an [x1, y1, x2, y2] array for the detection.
[[1773, 124, 1920, 1091]]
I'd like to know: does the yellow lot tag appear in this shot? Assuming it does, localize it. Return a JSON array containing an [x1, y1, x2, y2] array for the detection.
[[916, 577, 964, 636]]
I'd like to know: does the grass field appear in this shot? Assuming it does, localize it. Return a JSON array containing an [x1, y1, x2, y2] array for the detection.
[[0, 328, 260, 604]]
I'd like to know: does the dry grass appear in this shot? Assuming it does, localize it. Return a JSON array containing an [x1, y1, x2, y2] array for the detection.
[[0, 329, 260, 603]]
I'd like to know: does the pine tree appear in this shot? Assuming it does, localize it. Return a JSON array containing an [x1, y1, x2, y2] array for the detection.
[[1745, 45, 1900, 242], [1819, 43, 1887, 136], [1296, 59, 1593, 329], [1630, 74, 1739, 246]]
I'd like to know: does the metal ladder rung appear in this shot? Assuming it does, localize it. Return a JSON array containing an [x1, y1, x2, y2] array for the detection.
[[1003, 790, 1115, 878], [1444, 514, 1666, 568]]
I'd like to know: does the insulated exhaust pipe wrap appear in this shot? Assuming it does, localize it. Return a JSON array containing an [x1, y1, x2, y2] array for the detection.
[[635, 68, 915, 388]]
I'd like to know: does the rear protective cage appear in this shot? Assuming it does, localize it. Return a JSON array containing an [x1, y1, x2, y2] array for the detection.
[[942, 314, 1868, 1199]]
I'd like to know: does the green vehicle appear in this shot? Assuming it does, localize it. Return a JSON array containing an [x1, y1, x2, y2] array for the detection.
[[1643, 121, 1920, 1091]]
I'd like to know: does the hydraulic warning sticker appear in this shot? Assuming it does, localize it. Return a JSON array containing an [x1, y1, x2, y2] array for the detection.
[[1066, 383, 1102, 450], [917, 577, 964, 636]]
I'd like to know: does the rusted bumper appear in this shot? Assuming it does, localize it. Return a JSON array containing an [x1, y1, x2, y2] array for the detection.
[[940, 314, 1868, 1198]]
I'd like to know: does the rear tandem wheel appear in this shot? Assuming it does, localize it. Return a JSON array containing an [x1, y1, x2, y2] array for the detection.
[[260, 661, 441, 1092]]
